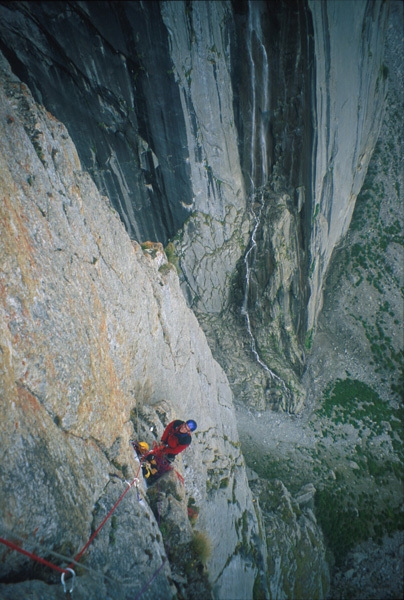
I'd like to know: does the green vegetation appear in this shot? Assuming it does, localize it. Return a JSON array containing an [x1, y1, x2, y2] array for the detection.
[[353, 314, 404, 397], [312, 378, 404, 565], [190, 530, 211, 565], [315, 485, 404, 566], [248, 376, 404, 568], [206, 466, 235, 494], [305, 328, 314, 350], [234, 510, 250, 554], [312, 203, 320, 222], [184, 67, 192, 86], [187, 497, 199, 526], [33, 140, 46, 165], [253, 571, 267, 600], [336, 136, 404, 400], [318, 378, 403, 438], [147, 480, 212, 597], [158, 263, 176, 276], [164, 241, 180, 273]]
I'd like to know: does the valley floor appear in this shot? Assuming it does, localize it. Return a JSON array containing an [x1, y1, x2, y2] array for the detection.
[[236, 401, 403, 600]]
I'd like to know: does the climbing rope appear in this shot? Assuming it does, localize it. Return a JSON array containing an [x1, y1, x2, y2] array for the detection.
[[69, 442, 168, 568], [0, 444, 175, 597], [0, 523, 139, 588], [133, 557, 166, 600], [0, 537, 68, 574], [67, 466, 143, 569], [0, 537, 75, 595]]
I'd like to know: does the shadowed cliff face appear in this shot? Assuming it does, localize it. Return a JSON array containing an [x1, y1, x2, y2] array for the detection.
[[0, 0, 193, 243], [232, 0, 314, 196], [0, 0, 390, 418]]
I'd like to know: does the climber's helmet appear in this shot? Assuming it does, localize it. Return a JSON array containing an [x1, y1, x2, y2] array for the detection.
[[186, 419, 197, 432]]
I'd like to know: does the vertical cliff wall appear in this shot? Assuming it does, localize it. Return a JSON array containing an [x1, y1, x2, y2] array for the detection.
[[160, 0, 249, 315], [0, 0, 194, 243], [0, 0, 394, 596], [0, 0, 389, 411], [306, 0, 388, 334], [0, 52, 262, 599]]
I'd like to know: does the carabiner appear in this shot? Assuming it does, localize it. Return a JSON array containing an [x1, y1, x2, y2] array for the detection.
[[61, 568, 76, 594]]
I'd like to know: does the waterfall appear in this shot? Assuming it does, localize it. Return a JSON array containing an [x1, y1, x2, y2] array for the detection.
[[246, 1, 270, 188], [240, 191, 265, 366], [242, 2, 288, 392], [241, 190, 286, 389]]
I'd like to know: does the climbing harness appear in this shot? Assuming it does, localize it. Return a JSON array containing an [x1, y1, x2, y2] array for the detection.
[[132, 440, 186, 487]]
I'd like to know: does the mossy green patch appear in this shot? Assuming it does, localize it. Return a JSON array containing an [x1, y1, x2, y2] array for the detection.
[[311, 378, 404, 565], [318, 378, 403, 440], [315, 486, 404, 566]]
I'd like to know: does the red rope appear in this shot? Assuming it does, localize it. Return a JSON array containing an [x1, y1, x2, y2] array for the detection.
[[0, 537, 67, 574], [68, 465, 143, 569], [67, 446, 167, 567], [0, 443, 172, 583]]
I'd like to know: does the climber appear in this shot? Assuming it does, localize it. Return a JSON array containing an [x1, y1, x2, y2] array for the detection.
[[132, 419, 197, 483], [160, 419, 197, 462]]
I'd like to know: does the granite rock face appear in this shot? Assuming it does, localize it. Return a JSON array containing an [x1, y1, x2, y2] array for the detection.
[[306, 0, 388, 334], [160, 0, 249, 315], [0, 0, 193, 244], [0, 52, 261, 599], [0, 0, 397, 594], [250, 478, 330, 600], [0, 0, 389, 411]]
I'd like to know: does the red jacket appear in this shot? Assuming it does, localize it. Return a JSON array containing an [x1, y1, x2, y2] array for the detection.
[[161, 420, 192, 456]]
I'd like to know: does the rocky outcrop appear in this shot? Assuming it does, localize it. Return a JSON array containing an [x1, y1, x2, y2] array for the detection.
[[0, 52, 261, 598], [250, 478, 330, 600], [0, 0, 399, 594]]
